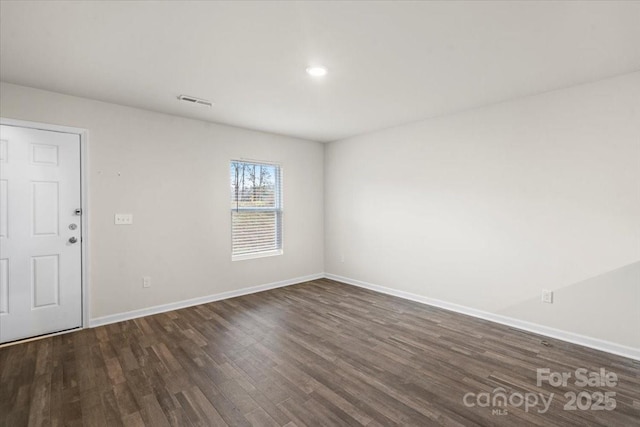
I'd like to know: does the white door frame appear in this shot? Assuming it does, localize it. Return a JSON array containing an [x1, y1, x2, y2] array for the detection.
[[0, 117, 90, 331]]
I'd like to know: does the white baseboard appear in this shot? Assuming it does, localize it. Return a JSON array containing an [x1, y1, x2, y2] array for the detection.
[[88, 271, 640, 361], [89, 273, 324, 327], [324, 273, 640, 361]]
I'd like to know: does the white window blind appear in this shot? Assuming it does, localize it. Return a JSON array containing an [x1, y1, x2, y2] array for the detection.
[[230, 161, 282, 260]]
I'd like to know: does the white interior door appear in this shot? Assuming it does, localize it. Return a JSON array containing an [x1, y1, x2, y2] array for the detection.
[[0, 124, 82, 343]]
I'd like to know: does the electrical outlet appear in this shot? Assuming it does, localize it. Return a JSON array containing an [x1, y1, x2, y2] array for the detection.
[[541, 289, 553, 304], [115, 213, 133, 225], [143, 276, 151, 288]]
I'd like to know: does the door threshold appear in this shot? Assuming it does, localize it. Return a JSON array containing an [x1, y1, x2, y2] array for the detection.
[[0, 326, 82, 349]]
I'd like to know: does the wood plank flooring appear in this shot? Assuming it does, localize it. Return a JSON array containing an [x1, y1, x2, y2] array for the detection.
[[1, 278, 639, 426]]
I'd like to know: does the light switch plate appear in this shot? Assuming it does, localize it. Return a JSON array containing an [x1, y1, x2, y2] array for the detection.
[[114, 213, 133, 225]]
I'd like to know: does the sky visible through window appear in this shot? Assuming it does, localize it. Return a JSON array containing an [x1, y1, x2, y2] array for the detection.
[[230, 161, 278, 210]]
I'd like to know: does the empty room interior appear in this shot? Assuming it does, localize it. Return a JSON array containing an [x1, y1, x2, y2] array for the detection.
[[1, 1, 639, 426]]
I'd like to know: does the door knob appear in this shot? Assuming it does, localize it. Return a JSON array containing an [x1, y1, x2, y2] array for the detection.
[[69, 237, 78, 244]]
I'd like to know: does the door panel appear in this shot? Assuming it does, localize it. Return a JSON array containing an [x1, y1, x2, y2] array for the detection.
[[0, 180, 6, 237], [0, 124, 82, 343], [0, 259, 7, 314], [32, 255, 60, 308], [32, 181, 60, 236]]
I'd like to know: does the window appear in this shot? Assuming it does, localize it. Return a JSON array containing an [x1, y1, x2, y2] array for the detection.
[[230, 160, 282, 260]]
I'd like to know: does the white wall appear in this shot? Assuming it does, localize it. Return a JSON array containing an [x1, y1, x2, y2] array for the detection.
[[2, 73, 638, 353], [0, 82, 324, 320], [325, 72, 640, 350]]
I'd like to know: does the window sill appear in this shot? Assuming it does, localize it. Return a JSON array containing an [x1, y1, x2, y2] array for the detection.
[[232, 249, 283, 262]]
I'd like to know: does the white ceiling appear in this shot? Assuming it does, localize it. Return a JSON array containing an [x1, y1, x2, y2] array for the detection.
[[1, 1, 639, 142]]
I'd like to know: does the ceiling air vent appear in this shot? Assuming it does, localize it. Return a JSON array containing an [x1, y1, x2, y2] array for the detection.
[[177, 94, 213, 107]]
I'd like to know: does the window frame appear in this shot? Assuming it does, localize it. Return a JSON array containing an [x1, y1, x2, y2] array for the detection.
[[230, 159, 283, 261]]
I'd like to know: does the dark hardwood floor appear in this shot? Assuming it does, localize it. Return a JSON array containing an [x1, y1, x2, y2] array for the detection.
[[1, 278, 638, 426]]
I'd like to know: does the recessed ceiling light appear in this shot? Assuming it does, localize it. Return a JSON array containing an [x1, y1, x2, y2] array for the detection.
[[306, 66, 328, 77]]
